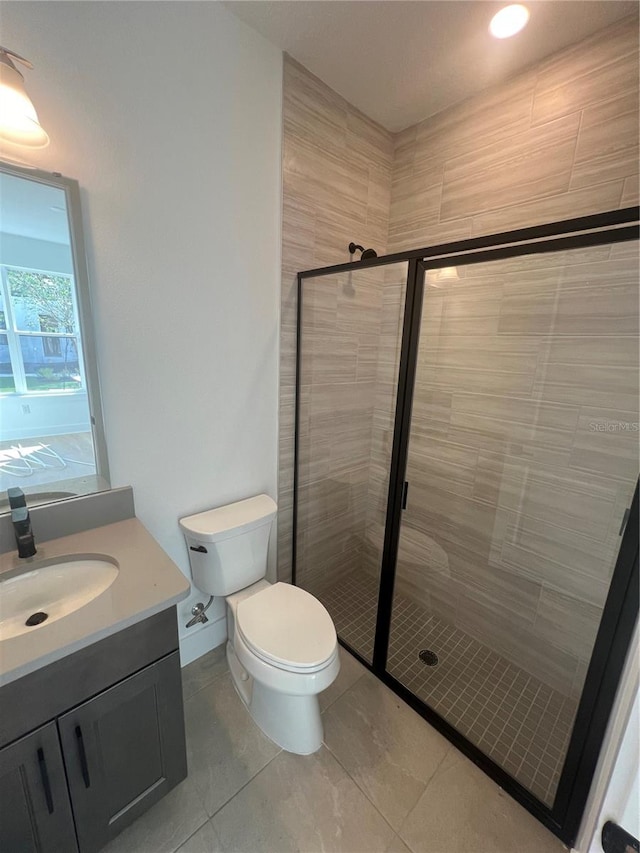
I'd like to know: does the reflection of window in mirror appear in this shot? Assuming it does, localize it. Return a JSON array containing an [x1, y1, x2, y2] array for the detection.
[[0, 166, 110, 509]]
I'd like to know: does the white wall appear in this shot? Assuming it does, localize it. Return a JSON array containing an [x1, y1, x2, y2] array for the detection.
[[575, 622, 640, 853], [1, 1, 283, 661], [0, 233, 73, 274], [605, 689, 639, 841], [2, 392, 90, 440]]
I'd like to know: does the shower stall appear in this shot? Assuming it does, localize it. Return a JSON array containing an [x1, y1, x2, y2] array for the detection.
[[292, 208, 639, 845]]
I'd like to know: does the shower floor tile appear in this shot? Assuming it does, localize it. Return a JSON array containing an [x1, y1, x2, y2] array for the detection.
[[314, 569, 579, 808], [315, 569, 380, 663]]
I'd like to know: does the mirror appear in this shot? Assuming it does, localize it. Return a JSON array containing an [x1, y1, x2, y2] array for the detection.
[[0, 163, 110, 510]]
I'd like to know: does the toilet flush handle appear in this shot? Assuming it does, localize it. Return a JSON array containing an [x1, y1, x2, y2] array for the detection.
[[190, 544, 208, 553]]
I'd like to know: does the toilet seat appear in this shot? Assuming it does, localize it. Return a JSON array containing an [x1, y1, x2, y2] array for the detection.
[[236, 582, 337, 672]]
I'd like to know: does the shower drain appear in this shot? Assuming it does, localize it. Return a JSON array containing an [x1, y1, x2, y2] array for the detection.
[[419, 649, 439, 666]]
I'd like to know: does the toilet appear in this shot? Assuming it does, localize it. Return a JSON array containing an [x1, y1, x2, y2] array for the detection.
[[179, 494, 340, 755]]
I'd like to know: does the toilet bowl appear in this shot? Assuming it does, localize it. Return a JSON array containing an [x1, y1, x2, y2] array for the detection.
[[179, 495, 340, 754], [226, 580, 340, 753]]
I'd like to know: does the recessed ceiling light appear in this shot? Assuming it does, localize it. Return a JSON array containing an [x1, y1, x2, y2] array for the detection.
[[489, 4, 530, 39]]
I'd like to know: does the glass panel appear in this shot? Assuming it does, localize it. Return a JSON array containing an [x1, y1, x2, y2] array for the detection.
[[387, 241, 639, 806], [295, 261, 407, 663], [18, 335, 81, 391]]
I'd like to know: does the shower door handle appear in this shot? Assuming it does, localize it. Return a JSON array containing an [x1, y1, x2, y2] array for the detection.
[[402, 481, 409, 510]]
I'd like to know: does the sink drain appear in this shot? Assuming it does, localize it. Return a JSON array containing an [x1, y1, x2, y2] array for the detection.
[[25, 611, 48, 627], [419, 649, 438, 666]]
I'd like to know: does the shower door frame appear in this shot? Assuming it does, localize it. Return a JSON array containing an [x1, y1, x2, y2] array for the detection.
[[292, 206, 640, 846]]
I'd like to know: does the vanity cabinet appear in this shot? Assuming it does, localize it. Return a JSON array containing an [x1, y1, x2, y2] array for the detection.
[[0, 722, 77, 853], [59, 653, 185, 853], [0, 608, 187, 853]]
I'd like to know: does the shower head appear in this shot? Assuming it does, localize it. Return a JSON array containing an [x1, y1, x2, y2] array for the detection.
[[349, 242, 378, 261]]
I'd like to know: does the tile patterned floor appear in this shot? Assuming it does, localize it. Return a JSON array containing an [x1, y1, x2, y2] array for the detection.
[[315, 568, 380, 661], [103, 644, 565, 853], [315, 569, 578, 807]]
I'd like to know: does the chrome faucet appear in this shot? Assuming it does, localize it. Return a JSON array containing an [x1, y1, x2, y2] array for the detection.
[[8, 488, 36, 558]]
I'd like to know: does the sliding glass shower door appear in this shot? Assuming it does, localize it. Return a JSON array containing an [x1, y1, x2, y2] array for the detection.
[[387, 239, 639, 807], [294, 261, 408, 663], [294, 209, 639, 844]]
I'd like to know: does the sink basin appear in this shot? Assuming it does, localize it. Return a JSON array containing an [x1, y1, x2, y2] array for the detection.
[[0, 555, 119, 641]]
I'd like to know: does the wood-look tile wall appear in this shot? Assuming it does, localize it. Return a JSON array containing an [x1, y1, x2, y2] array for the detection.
[[384, 15, 639, 696], [280, 17, 639, 695], [394, 244, 639, 697], [295, 261, 407, 599], [387, 15, 638, 253], [296, 267, 384, 593], [279, 57, 393, 582], [360, 264, 407, 577]]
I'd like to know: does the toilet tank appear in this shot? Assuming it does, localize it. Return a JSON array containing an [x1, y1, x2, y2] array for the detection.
[[179, 495, 277, 596]]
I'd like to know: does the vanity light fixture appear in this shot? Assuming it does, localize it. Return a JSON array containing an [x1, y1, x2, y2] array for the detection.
[[0, 46, 49, 148], [489, 4, 530, 39]]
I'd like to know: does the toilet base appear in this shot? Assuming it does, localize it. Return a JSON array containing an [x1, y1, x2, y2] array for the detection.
[[226, 642, 325, 755]]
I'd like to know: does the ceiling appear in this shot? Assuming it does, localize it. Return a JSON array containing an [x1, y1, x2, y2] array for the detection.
[[0, 173, 70, 244], [225, 0, 637, 131]]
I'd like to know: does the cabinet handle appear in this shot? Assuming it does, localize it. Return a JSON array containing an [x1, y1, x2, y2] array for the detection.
[[37, 747, 54, 814], [75, 725, 91, 788]]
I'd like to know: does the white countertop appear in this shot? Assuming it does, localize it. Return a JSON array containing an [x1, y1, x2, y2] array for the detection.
[[0, 518, 190, 686]]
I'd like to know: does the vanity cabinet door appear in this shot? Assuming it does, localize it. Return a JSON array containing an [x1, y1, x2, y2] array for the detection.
[[0, 721, 78, 853], [58, 651, 187, 853]]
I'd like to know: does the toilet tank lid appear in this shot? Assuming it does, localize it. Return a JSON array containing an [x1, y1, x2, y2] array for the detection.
[[179, 494, 277, 542]]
